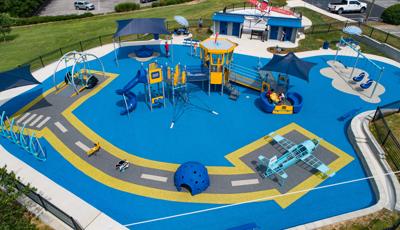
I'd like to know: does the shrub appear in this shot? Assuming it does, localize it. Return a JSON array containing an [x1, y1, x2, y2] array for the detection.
[[0, 166, 37, 229], [0, 0, 46, 17], [115, 2, 140, 12], [381, 4, 400, 25], [0, 13, 12, 42], [12, 13, 94, 26]]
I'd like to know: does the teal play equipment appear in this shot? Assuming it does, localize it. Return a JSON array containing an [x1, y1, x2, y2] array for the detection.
[[0, 111, 46, 161], [174, 161, 210, 196], [335, 37, 384, 97], [258, 132, 334, 186]]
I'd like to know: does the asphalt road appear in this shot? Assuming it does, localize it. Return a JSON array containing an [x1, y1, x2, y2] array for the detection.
[[303, 0, 399, 22], [40, 0, 154, 16]]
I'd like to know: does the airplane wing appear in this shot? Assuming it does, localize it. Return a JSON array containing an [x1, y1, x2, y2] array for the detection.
[[276, 169, 288, 179], [300, 154, 335, 177], [268, 132, 297, 152]]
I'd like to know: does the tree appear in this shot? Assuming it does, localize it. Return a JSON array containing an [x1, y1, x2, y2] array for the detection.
[[0, 13, 12, 42], [381, 4, 400, 25], [0, 165, 36, 229]]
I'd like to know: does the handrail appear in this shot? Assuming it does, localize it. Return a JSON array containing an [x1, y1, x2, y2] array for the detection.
[[230, 63, 259, 75]]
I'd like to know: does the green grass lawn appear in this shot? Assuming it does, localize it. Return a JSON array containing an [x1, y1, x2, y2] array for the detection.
[[384, 113, 400, 138], [0, 0, 392, 72], [0, 0, 245, 71], [291, 8, 387, 57], [370, 111, 400, 174]]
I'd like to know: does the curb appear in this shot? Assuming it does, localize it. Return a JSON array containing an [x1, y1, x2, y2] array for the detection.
[[289, 110, 400, 229]]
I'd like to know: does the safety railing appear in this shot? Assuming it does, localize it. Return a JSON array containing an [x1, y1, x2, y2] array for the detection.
[[229, 62, 260, 79], [20, 19, 212, 72], [15, 181, 83, 230], [304, 20, 400, 50], [221, 2, 302, 18], [372, 100, 400, 171]]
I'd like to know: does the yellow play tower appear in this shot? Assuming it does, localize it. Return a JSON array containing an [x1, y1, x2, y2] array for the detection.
[[199, 38, 237, 95]]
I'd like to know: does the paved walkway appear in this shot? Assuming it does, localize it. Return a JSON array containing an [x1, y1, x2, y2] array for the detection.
[[40, 0, 148, 16], [287, 0, 355, 22]]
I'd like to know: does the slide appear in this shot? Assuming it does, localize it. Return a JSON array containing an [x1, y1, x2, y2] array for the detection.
[[120, 91, 137, 115], [116, 67, 147, 95], [116, 67, 147, 115]]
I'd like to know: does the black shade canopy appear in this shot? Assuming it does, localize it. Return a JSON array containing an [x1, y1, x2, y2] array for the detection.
[[114, 18, 170, 38], [0, 65, 40, 92], [261, 52, 316, 82]]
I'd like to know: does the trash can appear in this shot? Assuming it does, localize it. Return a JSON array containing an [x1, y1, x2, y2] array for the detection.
[[323, 41, 329, 49]]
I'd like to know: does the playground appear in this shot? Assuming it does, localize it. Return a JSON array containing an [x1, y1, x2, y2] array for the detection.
[[1, 10, 400, 230]]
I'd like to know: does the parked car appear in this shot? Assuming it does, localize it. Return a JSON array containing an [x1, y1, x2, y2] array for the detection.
[[74, 1, 95, 10], [328, 0, 367, 14]]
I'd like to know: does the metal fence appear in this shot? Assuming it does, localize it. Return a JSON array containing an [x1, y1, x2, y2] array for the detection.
[[22, 19, 212, 72], [21, 17, 400, 73], [223, 2, 301, 18], [304, 21, 400, 50], [15, 181, 83, 230], [372, 100, 400, 170]]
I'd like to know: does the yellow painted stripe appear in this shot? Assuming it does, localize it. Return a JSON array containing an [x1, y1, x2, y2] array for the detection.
[[42, 127, 282, 204], [9, 69, 354, 208]]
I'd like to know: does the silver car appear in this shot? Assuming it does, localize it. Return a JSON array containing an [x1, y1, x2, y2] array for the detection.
[[74, 1, 95, 10]]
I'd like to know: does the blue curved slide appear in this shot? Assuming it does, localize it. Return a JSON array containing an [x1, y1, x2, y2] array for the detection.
[[116, 67, 147, 115]]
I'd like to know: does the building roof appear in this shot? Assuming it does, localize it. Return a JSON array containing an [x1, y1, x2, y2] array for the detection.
[[200, 38, 237, 54], [212, 13, 244, 23], [267, 17, 302, 28]]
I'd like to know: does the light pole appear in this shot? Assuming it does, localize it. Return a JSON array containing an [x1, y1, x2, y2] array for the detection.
[[365, 0, 376, 22]]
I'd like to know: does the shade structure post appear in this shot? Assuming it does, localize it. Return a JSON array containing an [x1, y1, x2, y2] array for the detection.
[[370, 67, 384, 98], [349, 52, 361, 79], [334, 37, 343, 61], [113, 38, 119, 66], [171, 37, 174, 64], [334, 47, 340, 61]]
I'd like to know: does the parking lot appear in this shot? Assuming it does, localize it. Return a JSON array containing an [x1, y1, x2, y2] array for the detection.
[[303, 0, 399, 22], [40, 0, 153, 16]]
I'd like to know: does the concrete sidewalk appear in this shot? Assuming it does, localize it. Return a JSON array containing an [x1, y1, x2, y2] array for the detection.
[[287, 0, 355, 22]]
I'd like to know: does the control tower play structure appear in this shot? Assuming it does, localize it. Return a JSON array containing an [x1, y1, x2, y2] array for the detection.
[[199, 37, 240, 100]]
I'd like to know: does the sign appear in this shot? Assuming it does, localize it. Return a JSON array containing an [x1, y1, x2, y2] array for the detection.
[[247, 0, 294, 15], [247, 0, 269, 12], [269, 155, 278, 166], [270, 6, 294, 16]]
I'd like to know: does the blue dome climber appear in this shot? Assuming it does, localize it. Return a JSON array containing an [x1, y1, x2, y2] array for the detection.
[[174, 161, 210, 196]]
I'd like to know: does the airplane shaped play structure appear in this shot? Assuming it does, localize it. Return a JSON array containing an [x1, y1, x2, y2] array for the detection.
[[258, 132, 335, 186]]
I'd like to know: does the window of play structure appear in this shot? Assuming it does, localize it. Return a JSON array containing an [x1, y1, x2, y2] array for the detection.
[[152, 71, 160, 80], [225, 52, 233, 64]]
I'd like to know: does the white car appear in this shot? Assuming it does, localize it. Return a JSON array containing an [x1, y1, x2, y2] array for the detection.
[[328, 0, 367, 14], [74, 1, 95, 11]]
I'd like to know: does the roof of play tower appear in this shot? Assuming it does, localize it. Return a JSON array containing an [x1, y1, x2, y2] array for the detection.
[[200, 38, 237, 54]]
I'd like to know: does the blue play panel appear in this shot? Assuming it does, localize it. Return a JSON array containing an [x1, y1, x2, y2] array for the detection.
[[2, 44, 400, 229]]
